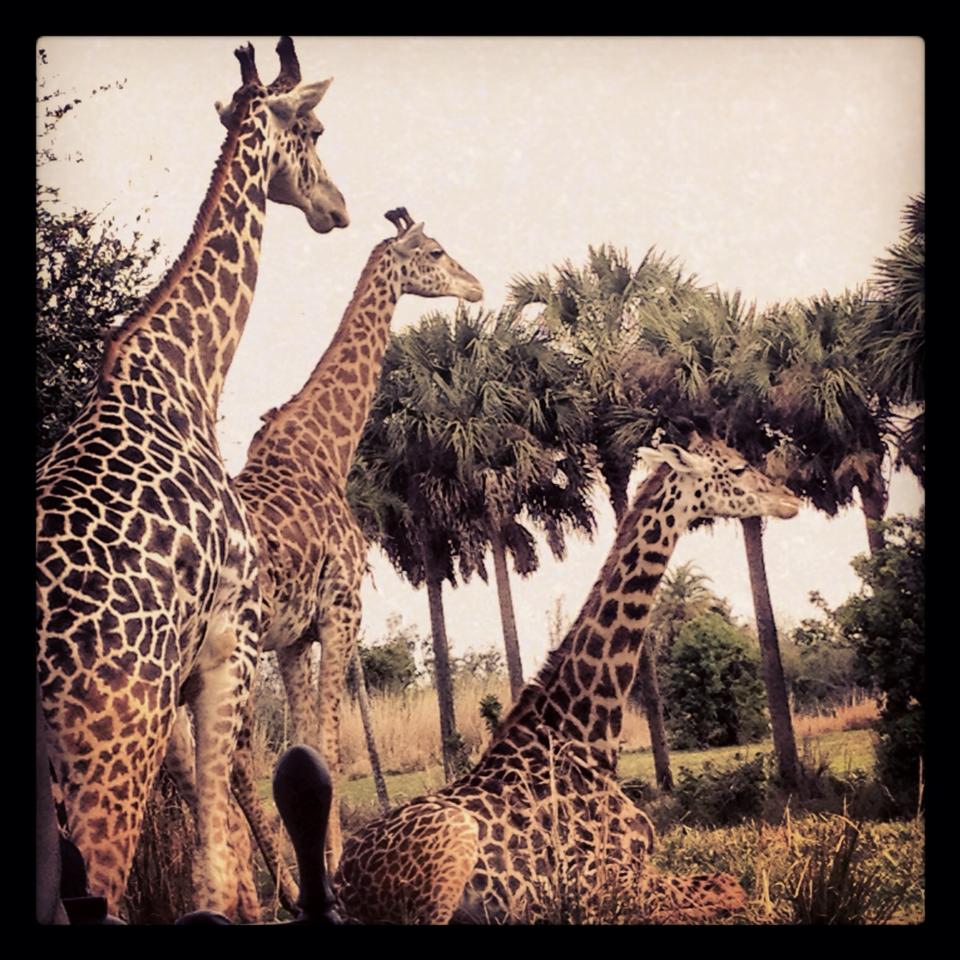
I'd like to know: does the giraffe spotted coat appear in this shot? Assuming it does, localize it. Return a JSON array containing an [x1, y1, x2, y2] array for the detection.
[[334, 434, 799, 923], [36, 37, 347, 916], [229, 211, 482, 878]]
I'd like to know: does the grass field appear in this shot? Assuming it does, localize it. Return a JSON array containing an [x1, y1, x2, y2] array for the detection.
[[324, 725, 879, 824]]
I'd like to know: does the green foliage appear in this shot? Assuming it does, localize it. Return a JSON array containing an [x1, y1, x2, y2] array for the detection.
[[660, 613, 768, 750], [673, 754, 768, 826], [509, 244, 726, 518], [350, 305, 596, 587], [453, 646, 505, 682], [356, 617, 421, 696], [780, 625, 859, 713], [36, 201, 160, 459], [442, 731, 472, 778], [479, 694, 503, 735], [650, 815, 924, 924]]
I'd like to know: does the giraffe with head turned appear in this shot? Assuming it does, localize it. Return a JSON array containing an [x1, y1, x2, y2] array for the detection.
[[218, 207, 482, 890], [332, 426, 801, 923], [36, 36, 348, 917]]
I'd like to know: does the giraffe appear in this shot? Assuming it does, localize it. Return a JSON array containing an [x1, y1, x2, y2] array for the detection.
[[332, 429, 801, 923], [36, 37, 349, 917], [224, 207, 482, 890]]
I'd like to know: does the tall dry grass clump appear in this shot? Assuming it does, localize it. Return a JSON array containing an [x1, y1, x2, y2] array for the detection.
[[793, 698, 879, 737]]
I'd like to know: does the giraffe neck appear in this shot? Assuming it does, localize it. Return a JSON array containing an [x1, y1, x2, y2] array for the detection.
[[244, 241, 398, 486], [496, 462, 681, 771], [99, 88, 269, 436]]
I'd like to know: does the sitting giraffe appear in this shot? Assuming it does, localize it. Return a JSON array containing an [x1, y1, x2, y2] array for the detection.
[[333, 429, 800, 923], [222, 208, 482, 886], [36, 37, 348, 916]]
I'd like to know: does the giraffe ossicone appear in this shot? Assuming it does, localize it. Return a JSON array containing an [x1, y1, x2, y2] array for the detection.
[[37, 36, 348, 919], [333, 430, 800, 923]]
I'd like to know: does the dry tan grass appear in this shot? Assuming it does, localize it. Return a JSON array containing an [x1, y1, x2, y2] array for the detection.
[[792, 698, 879, 738], [338, 676, 652, 778]]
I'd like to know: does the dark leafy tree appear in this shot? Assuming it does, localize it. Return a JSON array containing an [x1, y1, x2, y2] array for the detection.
[[743, 291, 891, 555], [354, 617, 421, 696], [811, 513, 924, 811], [36, 52, 161, 460]]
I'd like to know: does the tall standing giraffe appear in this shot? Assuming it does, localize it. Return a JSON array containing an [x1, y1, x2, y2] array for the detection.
[[333, 429, 801, 923], [36, 37, 349, 916], [225, 208, 482, 883]]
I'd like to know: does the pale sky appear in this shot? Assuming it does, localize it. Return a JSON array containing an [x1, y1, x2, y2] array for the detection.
[[37, 36, 924, 675]]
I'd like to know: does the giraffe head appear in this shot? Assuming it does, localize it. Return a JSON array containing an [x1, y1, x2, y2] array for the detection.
[[216, 37, 349, 233], [383, 207, 484, 302], [636, 433, 801, 522]]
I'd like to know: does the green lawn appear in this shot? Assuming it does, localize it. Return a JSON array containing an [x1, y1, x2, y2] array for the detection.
[[259, 727, 877, 818], [618, 727, 876, 783]]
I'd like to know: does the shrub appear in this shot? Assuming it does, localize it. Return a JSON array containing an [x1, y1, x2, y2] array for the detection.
[[673, 754, 768, 826], [660, 613, 768, 750], [809, 512, 924, 813]]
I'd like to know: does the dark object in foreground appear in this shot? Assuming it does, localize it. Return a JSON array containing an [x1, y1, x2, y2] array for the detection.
[[176, 745, 340, 925]]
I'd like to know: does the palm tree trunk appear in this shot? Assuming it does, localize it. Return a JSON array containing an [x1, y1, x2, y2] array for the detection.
[[858, 473, 888, 556], [636, 641, 673, 791], [424, 553, 459, 782], [610, 483, 673, 792], [741, 515, 801, 788], [351, 647, 390, 814], [490, 527, 524, 702]]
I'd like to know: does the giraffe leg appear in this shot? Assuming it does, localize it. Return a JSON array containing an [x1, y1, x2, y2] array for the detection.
[[163, 704, 262, 922], [186, 609, 258, 916], [335, 800, 480, 924], [315, 574, 362, 874], [231, 699, 301, 913], [40, 633, 178, 915], [276, 635, 321, 748]]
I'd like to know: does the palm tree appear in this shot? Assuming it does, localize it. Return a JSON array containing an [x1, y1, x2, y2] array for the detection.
[[354, 307, 597, 714], [745, 291, 891, 555], [510, 245, 718, 790], [646, 561, 731, 651], [465, 312, 597, 701], [349, 311, 486, 780], [863, 193, 925, 482]]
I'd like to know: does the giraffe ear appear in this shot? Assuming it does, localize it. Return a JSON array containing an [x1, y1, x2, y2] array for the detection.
[[214, 99, 234, 127], [269, 78, 333, 125], [294, 78, 333, 116], [392, 223, 427, 259]]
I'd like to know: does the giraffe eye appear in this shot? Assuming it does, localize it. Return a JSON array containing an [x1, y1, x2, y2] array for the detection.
[[429, 249, 443, 260], [730, 464, 748, 476]]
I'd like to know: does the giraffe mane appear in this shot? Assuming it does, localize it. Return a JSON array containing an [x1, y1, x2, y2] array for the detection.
[[98, 86, 260, 393], [295, 236, 394, 372]]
